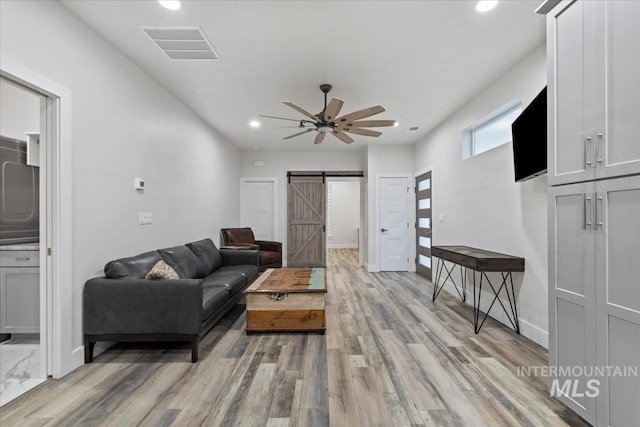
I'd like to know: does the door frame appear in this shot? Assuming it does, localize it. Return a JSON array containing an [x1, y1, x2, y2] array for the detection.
[[2, 57, 73, 378], [414, 165, 433, 279], [375, 173, 413, 272], [240, 177, 279, 241], [325, 176, 363, 266]]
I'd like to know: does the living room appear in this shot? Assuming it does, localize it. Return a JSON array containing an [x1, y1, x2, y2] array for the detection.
[[1, 1, 638, 426]]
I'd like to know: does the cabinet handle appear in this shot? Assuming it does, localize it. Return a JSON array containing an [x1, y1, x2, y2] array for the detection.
[[595, 130, 604, 165], [583, 134, 592, 167], [15, 257, 31, 261], [593, 193, 603, 230], [583, 194, 592, 230]]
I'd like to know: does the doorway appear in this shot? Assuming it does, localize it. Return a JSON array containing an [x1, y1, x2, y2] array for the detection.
[[326, 178, 361, 267], [0, 76, 47, 405], [415, 171, 433, 280], [240, 177, 278, 241]]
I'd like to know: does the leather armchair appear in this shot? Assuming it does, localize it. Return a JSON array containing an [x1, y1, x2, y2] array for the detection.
[[221, 227, 282, 272]]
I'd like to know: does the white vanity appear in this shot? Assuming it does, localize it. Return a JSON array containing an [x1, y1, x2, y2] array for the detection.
[[0, 245, 40, 334]]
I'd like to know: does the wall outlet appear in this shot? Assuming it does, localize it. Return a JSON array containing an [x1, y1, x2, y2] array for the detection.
[[139, 212, 152, 225]]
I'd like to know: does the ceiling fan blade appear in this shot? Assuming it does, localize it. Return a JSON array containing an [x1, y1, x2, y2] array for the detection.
[[331, 130, 355, 144], [314, 133, 326, 144], [335, 105, 385, 124], [258, 114, 302, 122], [323, 98, 344, 122], [343, 128, 382, 137], [344, 120, 396, 128], [283, 101, 318, 121], [283, 129, 313, 140]]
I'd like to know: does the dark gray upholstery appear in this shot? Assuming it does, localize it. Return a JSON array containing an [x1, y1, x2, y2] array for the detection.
[[84, 278, 203, 334], [104, 250, 162, 279], [84, 238, 259, 363], [158, 245, 203, 279], [202, 286, 230, 320], [187, 238, 223, 275], [202, 273, 246, 296]]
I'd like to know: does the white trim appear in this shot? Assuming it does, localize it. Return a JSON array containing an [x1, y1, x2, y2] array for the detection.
[[375, 173, 412, 272], [240, 177, 279, 241], [1, 56, 74, 378]]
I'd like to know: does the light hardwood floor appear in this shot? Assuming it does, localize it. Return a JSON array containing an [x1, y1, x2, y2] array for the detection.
[[0, 249, 587, 426]]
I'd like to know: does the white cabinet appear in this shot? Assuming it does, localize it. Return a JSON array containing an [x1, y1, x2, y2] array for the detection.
[[547, 1, 640, 425], [549, 176, 640, 425], [548, 0, 640, 186], [0, 250, 40, 334]]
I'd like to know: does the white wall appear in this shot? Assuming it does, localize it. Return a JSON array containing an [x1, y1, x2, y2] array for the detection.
[[414, 47, 548, 347], [240, 150, 365, 264], [0, 77, 40, 140], [327, 181, 359, 248], [1, 1, 240, 375], [366, 144, 414, 271]]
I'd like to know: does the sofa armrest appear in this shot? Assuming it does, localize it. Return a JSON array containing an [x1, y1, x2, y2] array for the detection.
[[83, 278, 203, 336], [220, 249, 259, 267], [256, 240, 282, 254]]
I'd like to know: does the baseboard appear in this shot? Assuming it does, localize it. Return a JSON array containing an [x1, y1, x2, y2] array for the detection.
[[366, 263, 379, 272], [327, 244, 358, 249], [437, 279, 548, 349]]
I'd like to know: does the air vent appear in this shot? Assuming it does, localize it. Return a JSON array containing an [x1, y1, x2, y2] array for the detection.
[[140, 26, 219, 60], [405, 126, 420, 133]]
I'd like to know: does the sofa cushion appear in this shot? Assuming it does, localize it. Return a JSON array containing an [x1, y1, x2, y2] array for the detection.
[[223, 228, 256, 245], [201, 286, 229, 320], [145, 260, 179, 280], [158, 246, 203, 279], [202, 273, 246, 296], [104, 251, 163, 279], [186, 238, 223, 275], [216, 265, 259, 283]]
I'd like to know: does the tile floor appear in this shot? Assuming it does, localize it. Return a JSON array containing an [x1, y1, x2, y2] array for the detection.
[[0, 336, 45, 406]]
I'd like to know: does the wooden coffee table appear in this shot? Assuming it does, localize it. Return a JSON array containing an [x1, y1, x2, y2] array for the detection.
[[243, 267, 326, 334]]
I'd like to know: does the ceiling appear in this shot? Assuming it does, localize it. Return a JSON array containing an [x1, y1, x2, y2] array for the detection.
[[60, 0, 546, 152]]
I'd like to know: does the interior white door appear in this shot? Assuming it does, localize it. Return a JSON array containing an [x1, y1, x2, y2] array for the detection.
[[240, 178, 276, 240], [379, 176, 408, 271]]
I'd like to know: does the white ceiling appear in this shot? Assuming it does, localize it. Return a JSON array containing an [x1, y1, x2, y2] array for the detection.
[[60, 0, 546, 152]]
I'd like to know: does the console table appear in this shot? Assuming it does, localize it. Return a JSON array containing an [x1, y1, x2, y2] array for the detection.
[[431, 245, 524, 334]]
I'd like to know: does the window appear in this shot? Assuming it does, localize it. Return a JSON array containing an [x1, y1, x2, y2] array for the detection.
[[462, 100, 522, 159]]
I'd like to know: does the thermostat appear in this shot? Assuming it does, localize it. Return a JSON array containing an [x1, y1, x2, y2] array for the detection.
[[135, 178, 145, 190]]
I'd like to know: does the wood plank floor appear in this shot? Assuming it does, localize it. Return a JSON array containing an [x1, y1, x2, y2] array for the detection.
[[0, 249, 588, 426]]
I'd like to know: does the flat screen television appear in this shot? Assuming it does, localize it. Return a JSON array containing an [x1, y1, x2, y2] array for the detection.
[[512, 86, 547, 182]]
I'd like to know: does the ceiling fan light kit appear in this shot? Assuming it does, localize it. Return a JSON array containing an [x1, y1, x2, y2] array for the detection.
[[258, 84, 395, 144]]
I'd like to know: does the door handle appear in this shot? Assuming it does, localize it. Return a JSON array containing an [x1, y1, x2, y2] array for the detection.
[[380, 228, 388, 232]]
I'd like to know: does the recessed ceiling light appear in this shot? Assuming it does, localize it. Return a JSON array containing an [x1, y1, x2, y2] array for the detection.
[[159, 1, 181, 11], [249, 120, 260, 128], [475, 0, 498, 12]]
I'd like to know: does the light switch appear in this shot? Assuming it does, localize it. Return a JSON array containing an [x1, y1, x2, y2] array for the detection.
[[438, 214, 444, 223], [139, 212, 152, 225]]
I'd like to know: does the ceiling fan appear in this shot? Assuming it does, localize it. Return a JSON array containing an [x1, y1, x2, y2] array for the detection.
[[259, 84, 396, 144]]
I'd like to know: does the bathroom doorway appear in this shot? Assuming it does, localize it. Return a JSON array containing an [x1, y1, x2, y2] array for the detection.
[[326, 177, 362, 267], [0, 76, 47, 405]]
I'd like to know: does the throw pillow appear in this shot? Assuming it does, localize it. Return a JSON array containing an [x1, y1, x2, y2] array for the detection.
[[145, 260, 179, 280]]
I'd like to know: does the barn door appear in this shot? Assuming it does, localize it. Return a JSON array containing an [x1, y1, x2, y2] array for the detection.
[[288, 175, 325, 267]]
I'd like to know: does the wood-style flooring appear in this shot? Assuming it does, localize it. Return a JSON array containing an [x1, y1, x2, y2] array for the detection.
[[0, 249, 588, 426]]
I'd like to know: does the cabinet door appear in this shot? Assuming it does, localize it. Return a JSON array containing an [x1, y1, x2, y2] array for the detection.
[[594, 175, 640, 427], [548, 0, 596, 186], [548, 182, 597, 423], [593, 1, 640, 179], [0, 266, 40, 333]]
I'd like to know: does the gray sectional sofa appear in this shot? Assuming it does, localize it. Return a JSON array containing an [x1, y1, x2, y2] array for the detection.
[[83, 238, 258, 363]]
